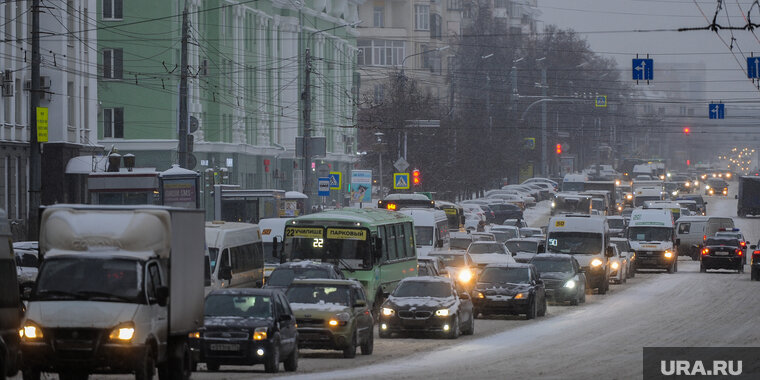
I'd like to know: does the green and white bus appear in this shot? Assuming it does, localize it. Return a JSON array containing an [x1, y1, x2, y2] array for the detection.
[[282, 208, 417, 309]]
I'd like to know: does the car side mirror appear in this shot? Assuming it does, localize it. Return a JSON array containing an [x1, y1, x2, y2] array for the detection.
[[535, 279, 543, 285], [219, 265, 232, 281], [459, 292, 471, 300], [675, 239, 681, 246], [255, 280, 263, 288], [354, 300, 367, 308], [605, 247, 614, 257], [435, 239, 444, 248], [735, 195, 738, 199], [20, 283, 33, 301], [272, 237, 279, 258], [156, 286, 169, 307]]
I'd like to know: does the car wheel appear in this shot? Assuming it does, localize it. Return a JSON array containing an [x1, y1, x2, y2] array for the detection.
[[570, 293, 579, 306], [473, 307, 481, 319], [525, 299, 537, 320], [674, 260, 678, 273], [597, 280, 607, 295], [360, 327, 374, 355], [446, 315, 460, 339], [22, 369, 41, 380], [264, 340, 280, 373], [738, 264, 744, 274], [283, 346, 298, 372], [630, 265, 636, 277], [580, 288, 586, 303], [135, 345, 156, 380], [537, 297, 547, 317], [700, 263, 707, 273], [343, 330, 357, 358], [752, 268, 759, 281], [206, 362, 220, 372], [667, 262, 674, 274]]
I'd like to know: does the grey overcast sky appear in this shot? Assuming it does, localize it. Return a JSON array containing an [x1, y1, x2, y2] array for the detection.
[[537, 0, 760, 107]]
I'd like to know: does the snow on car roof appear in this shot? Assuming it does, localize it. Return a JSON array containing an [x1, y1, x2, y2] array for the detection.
[[389, 297, 453, 308], [530, 253, 575, 260], [399, 276, 452, 284], [289, 302, 349, 312]]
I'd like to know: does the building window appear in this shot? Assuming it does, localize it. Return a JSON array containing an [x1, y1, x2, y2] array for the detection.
[[103, 107, 124, 138], [414, 5, 429, 31], [103, 48, 123, 79], [373, 6, 384, 27], [102, 0, 122, 20], [357, 39, 405, 66], [494, 0, 507, 8], [373, 84, 384, 103], [430, 14, 442, 39]]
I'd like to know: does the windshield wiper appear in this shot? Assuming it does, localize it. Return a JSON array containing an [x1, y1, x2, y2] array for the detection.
[[338, 257, 355, 273], [75, 290, 133, 303], [35, 289, 82, 299]]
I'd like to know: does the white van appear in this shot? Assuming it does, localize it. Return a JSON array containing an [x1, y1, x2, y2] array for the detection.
[[628, 209, 677, 273], [205, 221, 264, 290], [675, 216, 735, 259], [258, 217, 290, 278], [633, 186, 663, 207], [546, 214, 613, 294], [400, 208, 449, 257]]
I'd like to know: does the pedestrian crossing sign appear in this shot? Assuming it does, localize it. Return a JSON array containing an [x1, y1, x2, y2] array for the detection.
[[329, 172, 342, 189], [393, 173, 410, 190]]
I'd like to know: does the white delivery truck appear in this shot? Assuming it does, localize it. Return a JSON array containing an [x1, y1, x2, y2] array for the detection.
[[628, 208, 678, 273], [546, 214, 614, 294], [20, 205, 205, 380], [399, 208, 449, 257]]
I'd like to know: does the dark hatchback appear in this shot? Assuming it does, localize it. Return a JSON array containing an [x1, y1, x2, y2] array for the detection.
[[530, 254, 586, 305], [472, 264, 547, 319], [700, 238, 744, 273], [378, 277, 474, 339], [190, 289, 298, 373], [487, 203, 524, 225], [264, 261, 346, 290]]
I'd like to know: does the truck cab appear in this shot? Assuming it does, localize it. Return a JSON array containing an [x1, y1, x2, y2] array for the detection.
[[546, 214, 613, 294], [0, 209, 21, 379], [20, 205, 205, 380]]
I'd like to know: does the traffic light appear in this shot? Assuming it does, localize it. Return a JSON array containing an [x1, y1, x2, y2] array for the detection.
[[412, 169, 421, 186], [555, 144, 562, 155], [683, 127, 690, 134]]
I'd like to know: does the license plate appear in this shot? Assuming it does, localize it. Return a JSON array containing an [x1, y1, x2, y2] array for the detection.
[[488, 295, 511, 301], [209, 344, 240, 351], [715, 251, 729, 256]]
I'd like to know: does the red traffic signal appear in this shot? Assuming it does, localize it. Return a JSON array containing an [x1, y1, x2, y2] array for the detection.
[[555, 144, 562, 155], [412, 169, 421, 186]]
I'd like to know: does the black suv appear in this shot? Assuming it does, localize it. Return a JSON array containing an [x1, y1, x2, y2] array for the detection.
[[700, 238, 744, 273], [530, 254, 586, 305], [472, 264, 547, 319], [190, 289, 298, 373]]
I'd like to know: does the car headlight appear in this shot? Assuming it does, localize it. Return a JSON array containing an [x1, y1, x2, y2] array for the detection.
[[253, 327, 268, 341], [514, 292, 528, 299], [382, 307, 395, 316], [108, 322, 135, 342], [664, 250, 673, 259], [329, 312, 350, 327], [705, 185, 711, 190], [458, 268, 473, 283], [188, 331, 200, 339], [475, 291, 485, 299], [626, 194, 633, 200], [591, 258, 603, 267], [551, 201, 556, 208], [435, 309, 449, 317], [21, 321, 43, 340], [563, 279, 576, 289], [611, 261, 620, 270]]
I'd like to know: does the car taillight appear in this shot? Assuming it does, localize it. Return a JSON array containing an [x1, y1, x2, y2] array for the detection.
[[736, 249, 742, 256], [702, 248, 710, 255], [703, 235, 706, 241], [740, 241, 746, 247]]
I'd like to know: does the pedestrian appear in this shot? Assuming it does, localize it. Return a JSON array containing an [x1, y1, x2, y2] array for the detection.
[[477, 220, 486, 232]]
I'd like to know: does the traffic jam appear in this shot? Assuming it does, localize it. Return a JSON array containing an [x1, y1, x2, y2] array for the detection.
[[4, 163, 760, 380]]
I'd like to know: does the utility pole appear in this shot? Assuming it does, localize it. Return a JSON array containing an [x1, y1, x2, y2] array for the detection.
[[177, 5, 189, 168], [540, 67, 547, 177], [302, 47, 313, 209], [28, 0, 41, 240]]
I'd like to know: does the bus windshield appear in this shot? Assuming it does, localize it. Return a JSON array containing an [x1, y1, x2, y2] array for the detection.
[[628, 227, 672, 242], [287, 237, 370, 269], [546, 232, 602, 255]]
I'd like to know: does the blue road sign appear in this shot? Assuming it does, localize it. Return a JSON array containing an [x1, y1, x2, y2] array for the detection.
[[393, 173, 410, 190], [709, 103, 725, 120], [328, 172, 341, 189], [748, 57, 760, 79], [318, 177, 330, 196], [632, 58, 653, 81], [595, 95, 607, 108]]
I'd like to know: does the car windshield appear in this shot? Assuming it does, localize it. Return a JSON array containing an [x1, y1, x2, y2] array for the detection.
[[607, 219, 625, 229], [468, 243, 504, 254], [628, 227, 673, 242], [393, 281, 451, 298], [705, 238, 740, 247], [267, 267, 331, 287], [205, 294, 272, 319], [450, 238, 473, 250], [479, 267, 530, 284], [430, 254, 465, 267], [286, 285, 350, 306], [531, 259, 573, 273], [415, 226, 435, 247], [546, 232, 602, 255], [505, 241, 538, 253], [610, 240, 629, 252], [35, 257, 141, 302]]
